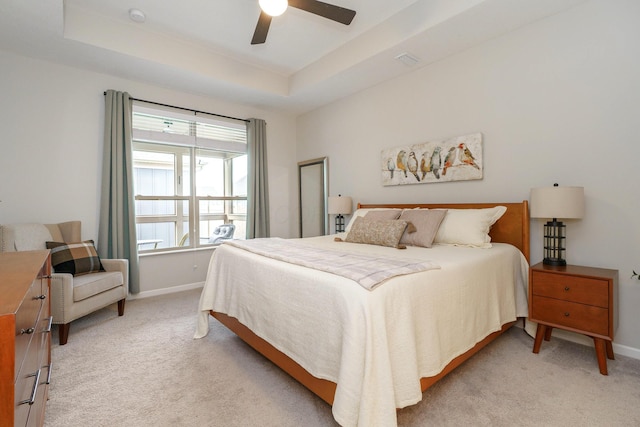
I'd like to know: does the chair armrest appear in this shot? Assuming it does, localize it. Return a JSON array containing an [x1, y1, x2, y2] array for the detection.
[[101, 258, 129, 294]]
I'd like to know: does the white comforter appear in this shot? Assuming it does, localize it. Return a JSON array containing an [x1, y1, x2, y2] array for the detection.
[[195, 235, 529, 427]]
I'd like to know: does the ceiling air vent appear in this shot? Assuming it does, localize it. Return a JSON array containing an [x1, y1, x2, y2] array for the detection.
[[395, 52, 420, 67]]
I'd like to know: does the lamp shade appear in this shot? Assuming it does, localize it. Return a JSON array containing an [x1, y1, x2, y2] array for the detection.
[[530, 186, 584, 219], [328, 196, 352, 215]]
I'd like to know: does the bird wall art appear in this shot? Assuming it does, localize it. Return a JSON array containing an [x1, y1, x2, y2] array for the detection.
[[381, 133, 483, 186]]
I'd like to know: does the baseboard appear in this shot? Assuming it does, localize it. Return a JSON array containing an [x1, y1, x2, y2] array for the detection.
[[128, 282, 204, 300], [517, 318, 640, 361], [553, 329, 640, 360], [613, 342, 640, 360]]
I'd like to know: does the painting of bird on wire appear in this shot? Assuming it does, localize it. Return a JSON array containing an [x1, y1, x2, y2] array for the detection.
[[381, 133, 483, 186]]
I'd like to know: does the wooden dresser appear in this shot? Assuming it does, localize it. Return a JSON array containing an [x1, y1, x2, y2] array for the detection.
[[529, 262, 618, 375], [0, 251, 52, 427]]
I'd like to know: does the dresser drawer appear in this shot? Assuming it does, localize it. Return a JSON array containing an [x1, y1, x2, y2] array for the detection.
[[531, 295, 609, 336], [531, 271, 609, 308], [14, 330, 40, 422], [14, 281, 45, 382]]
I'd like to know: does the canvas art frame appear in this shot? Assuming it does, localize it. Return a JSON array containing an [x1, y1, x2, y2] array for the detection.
[[381, 133, 483, 186]]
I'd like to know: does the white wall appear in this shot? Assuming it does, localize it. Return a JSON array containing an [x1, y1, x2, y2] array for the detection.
[[297, 0, 640, 353], [0, 51, 298, 294]]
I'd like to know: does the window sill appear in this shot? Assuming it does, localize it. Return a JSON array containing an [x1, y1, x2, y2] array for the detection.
[[139, 245, 218, 257]]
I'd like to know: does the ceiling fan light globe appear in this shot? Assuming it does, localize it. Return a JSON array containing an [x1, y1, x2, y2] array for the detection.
[[259, 0, 288, 17]]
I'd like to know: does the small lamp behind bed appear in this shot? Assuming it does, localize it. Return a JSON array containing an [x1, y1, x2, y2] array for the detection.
[[530, 183, 584, 266], [328, 195, 352, 233]]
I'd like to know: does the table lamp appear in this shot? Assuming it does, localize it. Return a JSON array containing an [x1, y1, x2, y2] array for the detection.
[[327, 195, 352, 233], [530, 183, 584, 266]]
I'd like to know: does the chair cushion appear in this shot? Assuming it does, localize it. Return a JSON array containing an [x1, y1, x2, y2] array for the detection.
[[72, 271, 124, 302], [47, 240, 105, 276]]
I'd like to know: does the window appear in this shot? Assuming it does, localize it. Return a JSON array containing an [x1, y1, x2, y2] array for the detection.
[[131, 103, 247, 252]]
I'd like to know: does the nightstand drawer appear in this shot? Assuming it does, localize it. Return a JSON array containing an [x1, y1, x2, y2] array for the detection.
[[531, 271, 608, 308], [531, 295, 608, 336]]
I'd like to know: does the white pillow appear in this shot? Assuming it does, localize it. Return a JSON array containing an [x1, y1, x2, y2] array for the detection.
[[433, 206, 507, 248], [344, 208, 402, 233]]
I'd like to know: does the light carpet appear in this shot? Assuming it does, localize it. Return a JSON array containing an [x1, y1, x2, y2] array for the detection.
[[44, 288, 640, 427]]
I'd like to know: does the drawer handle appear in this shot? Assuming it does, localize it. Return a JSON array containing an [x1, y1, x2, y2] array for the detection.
[[564, 312, 570, 317], [44, 363, 53, 385], [564, 286, 570, 291], [44, 316, 53, 334], [19, 369, 41, 405], [20, 327, 35, 335], [34, 294, 46, 300]]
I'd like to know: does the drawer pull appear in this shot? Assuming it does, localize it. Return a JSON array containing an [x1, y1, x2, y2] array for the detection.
[[44, 363, 53, 385], [34, 294, 46, 300], [20, 327, 35, 335], [19, 369, 41, 405], [44, 316, 53, 333], [564, 286, 570, 291], [564, 312, 570, 317]]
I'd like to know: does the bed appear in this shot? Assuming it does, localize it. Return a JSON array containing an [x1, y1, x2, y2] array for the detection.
[[195, 201, 530, 427]]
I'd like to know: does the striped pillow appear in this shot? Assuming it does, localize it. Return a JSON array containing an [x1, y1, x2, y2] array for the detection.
[[46, 240, 105, 276]]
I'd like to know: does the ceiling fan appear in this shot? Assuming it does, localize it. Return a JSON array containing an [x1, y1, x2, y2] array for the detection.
[[252, 0, 357, 45]]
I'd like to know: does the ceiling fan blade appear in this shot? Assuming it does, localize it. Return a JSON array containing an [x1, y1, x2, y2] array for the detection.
[[251, 11, 272, 45], [289, 0, 356, 25]]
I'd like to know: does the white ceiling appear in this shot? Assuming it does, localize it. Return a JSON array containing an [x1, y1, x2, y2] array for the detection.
[[0, 0, 586, 114]]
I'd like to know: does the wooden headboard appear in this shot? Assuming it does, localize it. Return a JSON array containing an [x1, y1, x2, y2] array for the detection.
[[357, 201, 530, 263]]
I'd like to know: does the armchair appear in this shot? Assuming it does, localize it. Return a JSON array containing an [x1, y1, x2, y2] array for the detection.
[[208, 224, 235, 244], [0, 221, 128, 345]]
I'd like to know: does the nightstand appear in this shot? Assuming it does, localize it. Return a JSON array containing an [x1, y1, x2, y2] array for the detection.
[[529, 262, 618, 375]]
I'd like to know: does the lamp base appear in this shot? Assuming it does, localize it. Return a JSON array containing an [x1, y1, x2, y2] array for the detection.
[[543, 257, 567, 267], [335, 214, 345, 233], [542, 219, 567, 267]]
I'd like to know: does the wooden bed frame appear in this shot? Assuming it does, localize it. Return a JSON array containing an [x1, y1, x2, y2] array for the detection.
[[210, 201, 530, 407]]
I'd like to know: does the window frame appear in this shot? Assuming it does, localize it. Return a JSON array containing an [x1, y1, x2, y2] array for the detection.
[[131, 102, 248, 253]]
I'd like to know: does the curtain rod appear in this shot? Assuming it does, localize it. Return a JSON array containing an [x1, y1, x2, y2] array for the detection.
[[103, 91, 250, 123]]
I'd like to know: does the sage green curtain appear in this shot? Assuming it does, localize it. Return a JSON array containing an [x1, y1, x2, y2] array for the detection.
[[246, 118, 270, 238], [99, 90, 140, 293]]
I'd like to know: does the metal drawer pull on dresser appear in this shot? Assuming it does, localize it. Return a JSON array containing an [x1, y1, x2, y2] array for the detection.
[[19, 369, 42, 406], [44, 363, 53, 385], [44, 316, 53, 333]]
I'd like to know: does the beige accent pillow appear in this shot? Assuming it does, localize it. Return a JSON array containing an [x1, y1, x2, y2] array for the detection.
[[344, 208, 402, 233], [399, 209, 447, 248], [433, 206, 507, 248], [364, 210, 402, 221], [345, 217, 408, 248]]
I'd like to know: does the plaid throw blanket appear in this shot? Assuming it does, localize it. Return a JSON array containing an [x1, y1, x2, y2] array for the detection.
[[225, 238, 440, 290]]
